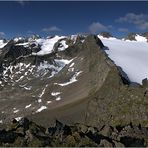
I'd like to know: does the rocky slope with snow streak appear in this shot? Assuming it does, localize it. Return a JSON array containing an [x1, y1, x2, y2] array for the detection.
[[0, 34, 148, 132]]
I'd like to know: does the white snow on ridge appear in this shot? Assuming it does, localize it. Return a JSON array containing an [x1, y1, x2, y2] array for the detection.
[[135, 35, 147, 42], [16, 42, 29, 47], [58, 40, 68, 51], [33, 35, 65, 55], [0, 40, 7, 48], [98, 35, 117, 40], [14, 37, 24, 42], [100, 36, 148, 84]]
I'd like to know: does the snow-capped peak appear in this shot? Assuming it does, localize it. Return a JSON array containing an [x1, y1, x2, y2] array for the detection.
[[32, 35, 66, 55], [98, 35, 117, 40], [0, 40, 7, 48], [135, 34, 147, 42], [13, 37, 24, 42]]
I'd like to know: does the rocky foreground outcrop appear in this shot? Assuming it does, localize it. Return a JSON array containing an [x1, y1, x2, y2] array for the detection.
[[0, 118, 147, 147]]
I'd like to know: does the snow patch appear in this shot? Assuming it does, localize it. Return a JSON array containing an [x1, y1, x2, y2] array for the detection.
[[69, 62, 75, 68], [38, 99, 42, 103], [36, 106, 47, 113], [55, 71, 82, 86], [37, 59, 73, 78], [14, 109, 19, 113], [68, 62, 75, 72], [58, 40, 68, 51], [25, 104, 32, 109], [47, 100, 52, 104], [38, 84, 48, 103], [15, 117, 22, 121], [16, 42, 29, 47], [55, 96, 61, 101], [51, 92, 61, 96], [14, 37, 23, 42], [16, 76, 24, 82], [2, 62, 33, 86], [68, 67, 74, 72], [38, 87, 46, 98], [55, 59, 73, 66], [24, 86, 32, 90]]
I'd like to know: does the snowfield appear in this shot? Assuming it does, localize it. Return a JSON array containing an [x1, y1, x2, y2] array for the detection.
[[99, 35, 148, 84]]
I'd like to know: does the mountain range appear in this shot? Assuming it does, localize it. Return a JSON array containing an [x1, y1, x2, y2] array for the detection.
[[0, 33, 148, 146]]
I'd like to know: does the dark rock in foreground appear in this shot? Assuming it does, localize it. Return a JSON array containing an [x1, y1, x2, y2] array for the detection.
[[0, 118, 147, 147]]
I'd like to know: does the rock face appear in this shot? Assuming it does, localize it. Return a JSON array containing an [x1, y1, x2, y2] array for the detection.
[[0, 34, 148, 146], [0, 118, 147, 147], [124, 33, 137, 41], [86, 68, 148, 127], [123, 32, 148, 42], [142, 32, 148, 41], [100, 32, 113, 38]]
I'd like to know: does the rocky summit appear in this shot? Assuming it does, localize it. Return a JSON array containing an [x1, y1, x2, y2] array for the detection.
[[0, 34, 148, 146], [0, 117, 148, 147]]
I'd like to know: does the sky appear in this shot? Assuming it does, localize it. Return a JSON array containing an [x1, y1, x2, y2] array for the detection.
[[0, 1, 148, 38]]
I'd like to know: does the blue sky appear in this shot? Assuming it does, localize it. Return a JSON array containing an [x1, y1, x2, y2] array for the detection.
[[0, 1, 148, 38]]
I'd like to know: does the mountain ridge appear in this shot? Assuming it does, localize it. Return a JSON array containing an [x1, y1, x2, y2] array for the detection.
[[0, 34, 147, 133]]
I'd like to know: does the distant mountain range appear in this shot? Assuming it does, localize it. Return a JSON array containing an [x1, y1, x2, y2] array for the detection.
[[1, 32, 148, 46]]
